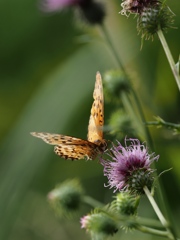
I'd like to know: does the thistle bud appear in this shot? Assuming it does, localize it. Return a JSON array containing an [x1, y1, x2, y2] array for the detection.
[[47, 179, 84, 216], [120, 0, 174, 39], [81, 211, 118, 238], [111, 192, 140, 216], [103, 70, 130, 104], [78, 0, 105, 25], [108, 109, 137, 140]]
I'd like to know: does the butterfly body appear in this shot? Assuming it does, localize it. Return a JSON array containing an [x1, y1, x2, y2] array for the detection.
[[31, 72, 106, 160]]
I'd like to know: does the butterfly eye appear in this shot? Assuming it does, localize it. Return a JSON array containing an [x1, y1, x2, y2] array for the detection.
[[94, 139, 103, 145], [101, 140, 108, 151], [94, 139, 107, 151]]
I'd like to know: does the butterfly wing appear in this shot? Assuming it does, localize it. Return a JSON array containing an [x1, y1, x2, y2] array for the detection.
[[30, 132, 98, 160], [87, 72, 104, 144], [54, 144, 98, 160], [31, 72, 106, 160]]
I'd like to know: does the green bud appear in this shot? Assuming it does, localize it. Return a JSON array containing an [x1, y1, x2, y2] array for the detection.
[[103, 70, 130, 104], [137, 4, 175, 40], [111, 192, 140, 216], [108, 109, 137, 140], [81, 211, 118, 239], [47, 179, 84, 217]]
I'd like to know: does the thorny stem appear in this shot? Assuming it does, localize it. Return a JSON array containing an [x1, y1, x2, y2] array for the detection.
[[157, 29, 180, 91], [146, 120, 180, 132]]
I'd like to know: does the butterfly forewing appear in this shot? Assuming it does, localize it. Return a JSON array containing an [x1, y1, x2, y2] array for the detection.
[[87, 72, 104, 144], [31, 132, 91, 145]]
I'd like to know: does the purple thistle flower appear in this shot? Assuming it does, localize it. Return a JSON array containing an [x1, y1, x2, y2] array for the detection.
[[41, 0, 81, 12], [40, 0, 106, 25], [120, 0, 159, 15], [101, 138, 159, 194]]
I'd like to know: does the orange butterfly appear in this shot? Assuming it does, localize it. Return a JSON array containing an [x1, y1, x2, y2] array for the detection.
[[31, 72, 107, 160]]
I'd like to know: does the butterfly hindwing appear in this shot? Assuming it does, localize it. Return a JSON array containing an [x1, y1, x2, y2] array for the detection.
[[30, 132, 98, 160], [54, 143, 98, 160]]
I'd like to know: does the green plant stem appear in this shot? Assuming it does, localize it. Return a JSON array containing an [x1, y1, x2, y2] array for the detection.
[[123, 216, 163, 229], [100, 24, 125, 71], [130, 90, 154, 149], [136, 225, 171, 238], [144, 186, 177, 240], [136, 216, 164, 229], [82, 196, 104, 208], [157, 29, 180, 91], [144, 186, 167, 226], [146, 120, 180, 132]]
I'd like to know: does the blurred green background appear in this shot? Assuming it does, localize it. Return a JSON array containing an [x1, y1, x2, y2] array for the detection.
[[0, 0, 180, 239]]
